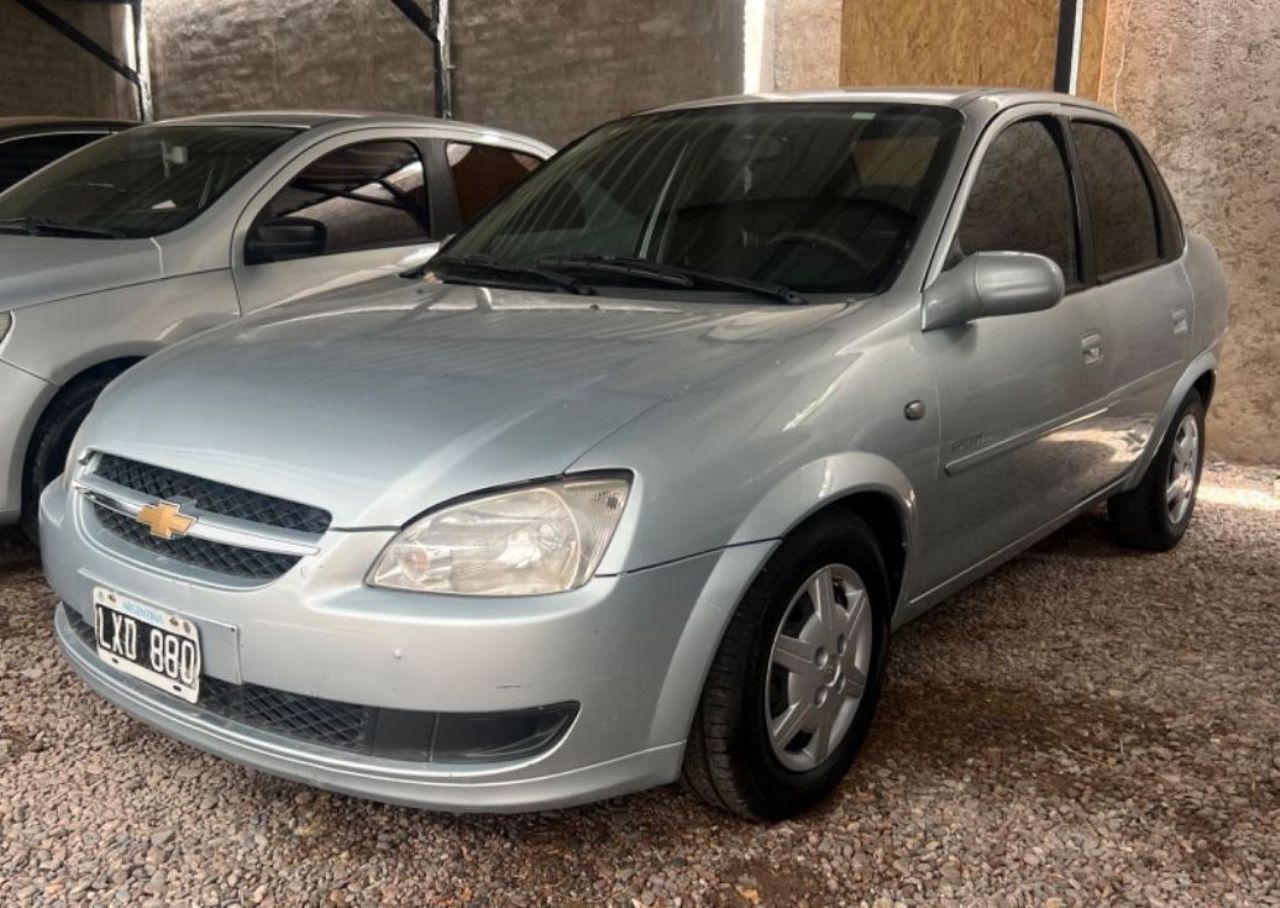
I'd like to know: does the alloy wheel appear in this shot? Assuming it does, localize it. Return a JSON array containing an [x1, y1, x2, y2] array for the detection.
[[765, 564, 874, 772]]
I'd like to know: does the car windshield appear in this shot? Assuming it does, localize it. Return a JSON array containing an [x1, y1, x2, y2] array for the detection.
[[442, 103, 961, 297], [0, 124, 297, 239]]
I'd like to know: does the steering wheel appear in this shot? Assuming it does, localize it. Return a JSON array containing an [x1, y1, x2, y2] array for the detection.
[[767, 230, 880, 275]]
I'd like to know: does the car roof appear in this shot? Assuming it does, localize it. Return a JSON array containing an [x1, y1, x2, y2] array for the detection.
[[0, 116, 135, 138], [137, 110, 555, 155], [649, 87, 1115, 117]]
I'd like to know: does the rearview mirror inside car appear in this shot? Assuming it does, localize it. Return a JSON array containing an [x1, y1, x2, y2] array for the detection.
[[922, 251, 1064, 331], [245, 216, 328, 265]]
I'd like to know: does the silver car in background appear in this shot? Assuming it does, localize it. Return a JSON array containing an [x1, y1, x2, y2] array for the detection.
[[43, 89, 1227, 820], [0, 112, 551, 536]]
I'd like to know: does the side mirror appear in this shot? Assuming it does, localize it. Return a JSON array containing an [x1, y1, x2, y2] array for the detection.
[[922, 251, 1065, 331], [245, 216, 327, 265]]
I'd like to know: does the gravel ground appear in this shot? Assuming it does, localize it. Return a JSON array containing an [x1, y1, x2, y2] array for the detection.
[[1, 463, 1277, 907]]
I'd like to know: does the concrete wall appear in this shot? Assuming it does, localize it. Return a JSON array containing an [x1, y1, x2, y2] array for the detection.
[[144, 0, 743, 147], [1098, 0, 1280, 464], [0, 0, 136, 118]]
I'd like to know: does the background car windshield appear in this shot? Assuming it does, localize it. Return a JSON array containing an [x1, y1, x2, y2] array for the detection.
[[0, 124, 296, 238], [446, 103, 960, 294]]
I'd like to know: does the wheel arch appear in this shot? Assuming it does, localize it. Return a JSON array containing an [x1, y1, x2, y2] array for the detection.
[[644, 453, 918, 750], [1124, 350, 1218, 493], [19, 355, 145, 511]]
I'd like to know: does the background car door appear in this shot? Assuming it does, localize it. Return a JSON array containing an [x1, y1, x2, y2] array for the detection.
[[914, 114, 1111, 594], [1065, 118, 1194, 476], [232, 136, 443, 312]]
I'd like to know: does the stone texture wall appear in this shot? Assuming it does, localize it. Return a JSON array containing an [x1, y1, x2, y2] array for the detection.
[[144, 0, 743, 147], [451, 0, 743, 145], [1098, 0, 1280, 464], [144, 0, 437, 119], [0, 0, 136, 118]]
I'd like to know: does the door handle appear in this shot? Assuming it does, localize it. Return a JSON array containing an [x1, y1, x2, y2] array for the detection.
[[1081, 331, 1104, 367], [1172, 308, 1189, 335]]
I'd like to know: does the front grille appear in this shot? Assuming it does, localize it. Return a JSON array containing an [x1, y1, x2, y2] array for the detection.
[[199, 676, 371, 750], [93, 506, 301, 581], [88, 455, 331, 582], [96, 454, 331, 534]]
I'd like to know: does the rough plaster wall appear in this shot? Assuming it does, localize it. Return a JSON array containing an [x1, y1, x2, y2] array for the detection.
[[145, 0, 435, 118], [769, 0, 842, 91], [0, 1, 135, 118], [1099, 0, 1279, 464], [450, 0, 744, 146]]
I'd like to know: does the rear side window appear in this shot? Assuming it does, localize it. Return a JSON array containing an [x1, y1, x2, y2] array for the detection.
[[956, 119, 1079, 284], [1069, 122, 1160, 278], [447, 143, 541, 224], [0, 133, 106, 192], [249, 140, 431, 264]]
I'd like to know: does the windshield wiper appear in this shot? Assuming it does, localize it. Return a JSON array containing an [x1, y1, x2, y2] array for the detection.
[[0, 217, 125, 239], [537, 253, 807, 305], [409, 253, 594, 296]]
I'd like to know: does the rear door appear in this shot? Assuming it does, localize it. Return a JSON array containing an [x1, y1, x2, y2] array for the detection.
[[232, 134, 445, 312], [1065, 118, 1192, 476], [916, 112, 1111, 592]]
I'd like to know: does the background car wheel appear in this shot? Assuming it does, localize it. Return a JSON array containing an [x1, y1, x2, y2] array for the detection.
[[1107, 389, 1206, 551], [682, 512, 890, 821], [20, 375, 115, 543]]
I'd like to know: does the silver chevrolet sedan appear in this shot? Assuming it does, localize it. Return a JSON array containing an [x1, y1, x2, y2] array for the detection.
[[0, 112, 551, 538], [42, 89, 1228, 820]]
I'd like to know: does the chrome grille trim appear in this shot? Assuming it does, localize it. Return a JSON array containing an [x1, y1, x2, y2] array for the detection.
[[75, 472, 321, 557]]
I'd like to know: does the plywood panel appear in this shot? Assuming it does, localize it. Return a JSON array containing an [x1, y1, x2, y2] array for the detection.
[[1076, 0, 1111, 99], [840, 0, 1060, 90]]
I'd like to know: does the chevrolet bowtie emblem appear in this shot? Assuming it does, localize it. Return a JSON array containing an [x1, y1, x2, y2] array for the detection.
[[135, 500, 197, 540]]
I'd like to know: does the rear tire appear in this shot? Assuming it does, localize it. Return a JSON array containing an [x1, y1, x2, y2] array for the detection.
[[20, 375, 115, 543], [682, 512, 890, 821], [1107, 390, 1205, 551]]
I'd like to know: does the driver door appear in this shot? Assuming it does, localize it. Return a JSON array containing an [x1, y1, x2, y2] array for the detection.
[[914, 113, 1111, 594]]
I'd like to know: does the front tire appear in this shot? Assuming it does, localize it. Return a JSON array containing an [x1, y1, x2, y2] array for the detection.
[[1108, 389, 1206, 551], [682, 512, 890, 821]]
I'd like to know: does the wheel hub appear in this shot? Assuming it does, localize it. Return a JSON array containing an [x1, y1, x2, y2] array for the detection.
[[765, 564, 874, 773]]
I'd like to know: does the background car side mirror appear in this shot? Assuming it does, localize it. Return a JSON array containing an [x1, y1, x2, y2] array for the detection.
[[922, 251, 1065, 331], [245, 216, 328, 265]]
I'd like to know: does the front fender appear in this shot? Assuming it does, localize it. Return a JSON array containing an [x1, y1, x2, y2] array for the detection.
[[726, 450, 918, 558]]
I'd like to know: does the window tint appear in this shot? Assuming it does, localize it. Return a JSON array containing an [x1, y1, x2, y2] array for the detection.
[[1070, 122, 1160, 276], [957, 119, 1078, 283], [0, 125, 295, 238], [446, 104, 961, 296], [447, 143, 541, 223], [0, 132, 107, 192], [250, 140, 430, 263]]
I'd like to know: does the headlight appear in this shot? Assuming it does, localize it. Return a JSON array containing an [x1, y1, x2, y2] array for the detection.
[[368, 473, 631, 596]]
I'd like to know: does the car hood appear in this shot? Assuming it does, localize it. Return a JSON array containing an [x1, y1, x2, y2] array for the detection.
[[87, 277, 845, 528], [0, 235, 162, 310]]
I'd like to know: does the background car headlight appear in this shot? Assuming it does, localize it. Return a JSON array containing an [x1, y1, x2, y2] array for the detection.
[[368, 473, 631, 596]]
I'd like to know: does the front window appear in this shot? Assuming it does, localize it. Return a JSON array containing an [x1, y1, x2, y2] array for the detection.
[[441, 103, 960, 298], [0, 124, 296, 239]]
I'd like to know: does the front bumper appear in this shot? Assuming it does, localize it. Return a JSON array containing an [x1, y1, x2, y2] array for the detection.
[[42, 482, 773, 811]]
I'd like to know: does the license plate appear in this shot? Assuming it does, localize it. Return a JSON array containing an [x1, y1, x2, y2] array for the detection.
[[93, 587, 201, 703]]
